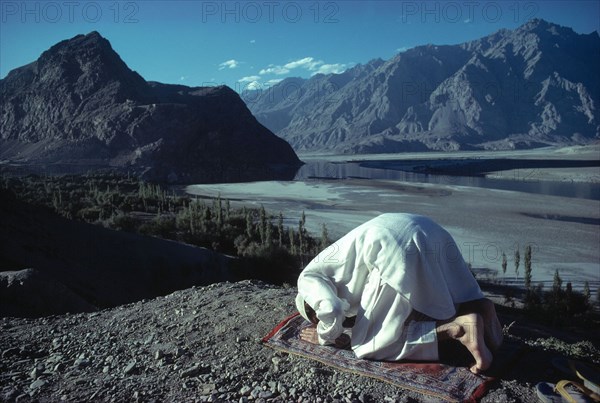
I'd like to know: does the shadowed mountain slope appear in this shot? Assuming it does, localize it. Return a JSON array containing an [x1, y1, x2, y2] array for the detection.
[[0, 32, 302, 182]]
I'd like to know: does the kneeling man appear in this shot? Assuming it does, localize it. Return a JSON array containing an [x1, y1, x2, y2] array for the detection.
[[295, 213, 503, 374]]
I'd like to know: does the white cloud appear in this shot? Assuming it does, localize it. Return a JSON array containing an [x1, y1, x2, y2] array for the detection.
[[257, 56, 350, 80], [284, 57, 322, 71], [259, 65, 290, 75], [244, 81, 262, 90], [179, 76, 187, 81], [312, 63, 347, 76], [250, 39, 256, 44], [464, 18, 472, 23], [219, 59, 239, 70], [396, 47, 408, 53], [238, 75, 261, 83], [237, 77, 283, 91]]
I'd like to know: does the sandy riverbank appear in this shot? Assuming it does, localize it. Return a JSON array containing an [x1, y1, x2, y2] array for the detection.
[[187, 177, 599, 290]]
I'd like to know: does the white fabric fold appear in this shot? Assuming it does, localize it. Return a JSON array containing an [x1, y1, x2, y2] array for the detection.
[[295, 293, 309, 322]]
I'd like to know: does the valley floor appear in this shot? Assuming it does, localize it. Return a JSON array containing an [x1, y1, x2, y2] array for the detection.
[[187, 172, 600, 290]]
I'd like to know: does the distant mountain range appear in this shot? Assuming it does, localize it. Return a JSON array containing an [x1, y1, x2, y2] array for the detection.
[[245, 19, 600, 153], [0, 32, 302, 182]]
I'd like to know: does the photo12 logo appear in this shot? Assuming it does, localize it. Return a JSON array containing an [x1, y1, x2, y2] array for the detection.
[[1, 1, 140, 23], [399, 1, 540, 24], [200, 1, 340, 23]]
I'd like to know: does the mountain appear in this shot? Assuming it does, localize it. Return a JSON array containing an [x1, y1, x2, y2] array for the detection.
[[245, 19, 600, 153], [0, 32, 302, 182]]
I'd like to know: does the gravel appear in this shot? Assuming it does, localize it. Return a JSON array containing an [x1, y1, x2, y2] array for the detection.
[[1, 280, 597, 402]]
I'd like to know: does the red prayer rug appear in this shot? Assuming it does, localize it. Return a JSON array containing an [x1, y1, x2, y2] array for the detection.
[[263, 313, 524, 403]]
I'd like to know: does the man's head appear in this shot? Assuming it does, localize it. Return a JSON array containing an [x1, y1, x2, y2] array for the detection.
[[304, 302, 319, 324], [295, 294, 319, 324]]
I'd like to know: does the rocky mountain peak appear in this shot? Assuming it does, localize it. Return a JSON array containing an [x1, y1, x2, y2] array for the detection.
[[41, 31, 118, 64], [0, 32, 302, 182], [32, 31, 147, 101], [517, 18, 573, 36]]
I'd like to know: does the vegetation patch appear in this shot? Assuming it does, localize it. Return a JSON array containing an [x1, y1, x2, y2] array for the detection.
[[0, 172, 330, 284]]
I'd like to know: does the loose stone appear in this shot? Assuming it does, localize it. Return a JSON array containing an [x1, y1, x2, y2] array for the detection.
[[123, 360, 137, 375]]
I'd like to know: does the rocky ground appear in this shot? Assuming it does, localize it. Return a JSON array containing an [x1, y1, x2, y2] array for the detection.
[[1, 281, 598, 403]]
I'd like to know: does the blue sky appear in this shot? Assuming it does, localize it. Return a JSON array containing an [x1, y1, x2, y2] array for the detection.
[[1, 1, 599, 92]]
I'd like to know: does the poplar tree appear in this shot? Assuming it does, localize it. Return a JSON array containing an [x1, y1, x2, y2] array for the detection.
[[259, 205, 267, 244], [277, 212, 284, 246], [289, 228, 296, 255], [524, 245, 532, 289], [320, 223, 329, 250], [245, 211, 253, 239], [225, 199, 230, 220], [514, 246, 520, 278], [583, 281, 590, 305], [216, 194, 223, 228], [552, 269, 562, 293], [265, 222, 272, 246]]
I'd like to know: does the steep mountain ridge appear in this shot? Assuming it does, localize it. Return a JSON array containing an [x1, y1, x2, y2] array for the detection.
[[246, 19, 600, 153], [0, 32, 302, 182]]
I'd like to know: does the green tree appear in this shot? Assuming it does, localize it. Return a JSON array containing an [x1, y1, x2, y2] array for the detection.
[[216, 194, 223, 228], [583, 281, 591, 305], [225, 199, 231, 220], [298, 212, 306, 256], [245, 211, 253, 239], [259, 205, 267, 244], [289, 228, 296, 255], [320, 223, 329, 250], [277, 212, 284, 246], [552, 269, 562, 294], [265, 221, 273, 246], [524, 244, 532, 289], [202, 205, 211, 225], [514, 246, 520, 279]]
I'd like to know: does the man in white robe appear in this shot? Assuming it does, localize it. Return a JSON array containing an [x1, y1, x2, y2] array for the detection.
[[295, 213, 503, 374]]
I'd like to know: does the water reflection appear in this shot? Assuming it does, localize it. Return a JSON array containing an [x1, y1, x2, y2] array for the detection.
[[294, 160, 599, 200]]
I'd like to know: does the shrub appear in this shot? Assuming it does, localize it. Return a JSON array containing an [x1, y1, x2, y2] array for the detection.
[[107, 213, 142, 233], [139, 215, 176, 238], [77, 207, 102, 221], [524, 271, 592, 326]]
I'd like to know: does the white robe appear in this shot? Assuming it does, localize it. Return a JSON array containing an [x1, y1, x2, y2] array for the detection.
[[297, 213, 483, 361]]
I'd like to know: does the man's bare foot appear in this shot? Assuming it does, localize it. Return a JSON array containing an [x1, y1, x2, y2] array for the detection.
[[479, 299, 503, 351], [452, 313, 494, 374], [459, 299, 503, 351]]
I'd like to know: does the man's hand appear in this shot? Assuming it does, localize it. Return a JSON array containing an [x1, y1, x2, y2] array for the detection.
[[300, 326, 319, 344], [299, 326, 350, 348]]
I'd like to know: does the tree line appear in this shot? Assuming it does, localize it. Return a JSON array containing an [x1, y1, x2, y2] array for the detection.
[[1, 173, 331, 284]]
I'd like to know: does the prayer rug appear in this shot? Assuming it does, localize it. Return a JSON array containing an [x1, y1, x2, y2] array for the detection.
[[263, 313, 525, 403]]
